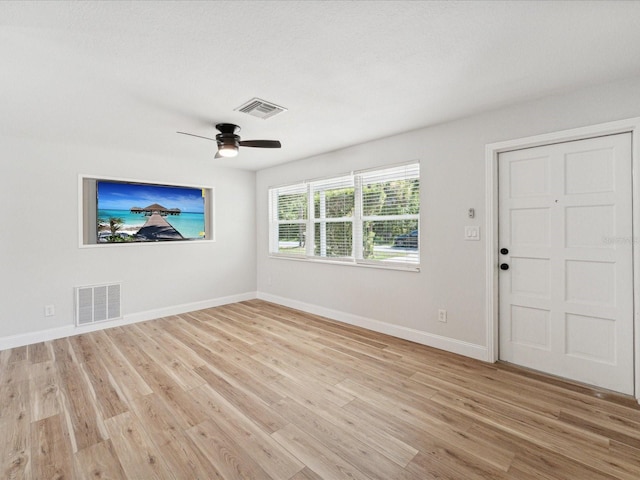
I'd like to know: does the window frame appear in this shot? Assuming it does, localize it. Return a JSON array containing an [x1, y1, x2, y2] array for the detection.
[[268, 161, 420, 271]]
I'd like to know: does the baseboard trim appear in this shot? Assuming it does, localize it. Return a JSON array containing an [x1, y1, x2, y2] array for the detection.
[[2, 290, 488, 362], [257, 292, 488, 361], [0, 291, 257, 351]]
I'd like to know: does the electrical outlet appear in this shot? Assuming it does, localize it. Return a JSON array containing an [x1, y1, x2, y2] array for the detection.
[[438, 309, 447, 323], [44, 305, 55, 317], [464, 226, 480, 241]]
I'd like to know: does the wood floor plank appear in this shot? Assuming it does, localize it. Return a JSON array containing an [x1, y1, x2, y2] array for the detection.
[[412, 372, 613, 452], [74, 439, 127, 479], [79, 359, 129, 420], [196, 308, 268, 345], [289, 467, 325, 480], [8, 346, 27, 364], [342, 396, 515, 474], [194, 364, 289, 433], [271, 384, 418, 467], [195, 351, 285, 405], [320, 343, 419, 387], [28, 370, 60, 422], [0, 361, 29, 390], [468, 422, 620, 480], [495, 365, 640, 419], [68, 334, 98, 364], [251, 301, 389, 349], [213, 303, 304, 344], [51, 338, 107, 452], [409, 358, 565, 419], [128, 392, 189, 447], [128, 392, 219, 478], [609, 440, 640, 473], [251, 338, 347, 385], [105, 326, 209, 428], [164, 314, 224, 346], [133, 318, 170, 338], [26, 342, 50, 364], [0, 380, 31, 479], [207, 339, 283, 383], [85, 330, 153, 402], [152, 330, 207, 369], [104, 411, 174, 480], [174, 335, 284, 405], [271, 423, 371, 480], [269, 374, 355, 410], [188, 384, 305, 479], [558, 408, 640, 450], [30, 414, 75, 479], [0, 376, 30, 424], [222, 303, 322, 346], [127, 324, 206, 391], [271, 397, 422, 480], [405, 450, 512, 480], [1, 300, 639, 479], [429, 390, 640, 479], [157, 436, 220, 480], [183, 311, 258, 355], [187, 418, 272, 480]]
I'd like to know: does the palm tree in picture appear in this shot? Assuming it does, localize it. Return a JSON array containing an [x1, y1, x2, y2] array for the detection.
[[106, 217, 124, 242]]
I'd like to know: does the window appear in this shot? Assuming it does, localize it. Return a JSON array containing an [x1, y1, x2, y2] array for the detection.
[[312, 175, 354, 259], [269, 162, 419, 269], [270, 183, 307, 256]]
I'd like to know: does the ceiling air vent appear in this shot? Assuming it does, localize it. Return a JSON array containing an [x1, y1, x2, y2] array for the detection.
[[235, 98, 287, 120]]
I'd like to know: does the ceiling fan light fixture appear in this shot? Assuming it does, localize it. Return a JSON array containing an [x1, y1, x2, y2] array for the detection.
[[218, 143, 239, 157]]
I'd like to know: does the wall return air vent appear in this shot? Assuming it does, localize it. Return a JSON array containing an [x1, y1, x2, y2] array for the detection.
[[234, 97, 287, 119], [75, 283, 122, 326]]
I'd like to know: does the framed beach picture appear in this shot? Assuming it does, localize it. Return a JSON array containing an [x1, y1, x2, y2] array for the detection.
[[80, 176, 214, 246]]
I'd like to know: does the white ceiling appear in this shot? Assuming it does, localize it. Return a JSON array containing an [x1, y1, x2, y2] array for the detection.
[[3, 1, 640, 170]]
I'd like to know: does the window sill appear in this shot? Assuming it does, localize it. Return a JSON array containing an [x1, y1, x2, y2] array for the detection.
[[80, 239, 215, 249], [268, 253, 420, 272]]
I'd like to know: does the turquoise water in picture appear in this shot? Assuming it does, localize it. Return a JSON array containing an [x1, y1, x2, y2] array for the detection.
[[98, 209, 206, 239]]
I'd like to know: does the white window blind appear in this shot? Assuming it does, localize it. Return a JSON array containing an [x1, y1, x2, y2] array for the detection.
[[311, 175, 354, 259], [269, 183, 308, 256], [269, 162, 420, 269], [359, 163, 420, 265]]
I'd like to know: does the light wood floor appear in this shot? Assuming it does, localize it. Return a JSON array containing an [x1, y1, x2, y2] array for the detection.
[[2, 300, 640, 479]]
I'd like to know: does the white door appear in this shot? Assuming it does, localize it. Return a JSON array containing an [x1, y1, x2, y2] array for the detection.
[[498, 133, 634, 394]]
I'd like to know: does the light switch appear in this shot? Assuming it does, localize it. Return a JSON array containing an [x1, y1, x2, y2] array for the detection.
[[464, 226, 480, 241]]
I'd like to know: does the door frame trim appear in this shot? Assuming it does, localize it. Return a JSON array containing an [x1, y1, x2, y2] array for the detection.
[[485, 117, 640, 401]]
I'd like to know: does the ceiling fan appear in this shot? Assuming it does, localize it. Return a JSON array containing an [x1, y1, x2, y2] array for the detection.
[[177, 123, 281, 158]]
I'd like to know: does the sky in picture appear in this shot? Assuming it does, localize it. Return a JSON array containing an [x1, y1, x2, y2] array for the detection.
[[97, 181, 205, 213]]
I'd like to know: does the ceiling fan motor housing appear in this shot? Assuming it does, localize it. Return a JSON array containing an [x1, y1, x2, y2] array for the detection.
[[215, 123, 241, 151], [216, 133, 240, 149]]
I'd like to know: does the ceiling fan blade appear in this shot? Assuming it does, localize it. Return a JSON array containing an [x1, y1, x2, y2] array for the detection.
[[239, 140, 282, 148], [177, 131, 216, 142], [214, 150, 222, 159]]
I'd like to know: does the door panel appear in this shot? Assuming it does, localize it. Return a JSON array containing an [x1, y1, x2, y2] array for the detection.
[[498, 133, 634, 394]]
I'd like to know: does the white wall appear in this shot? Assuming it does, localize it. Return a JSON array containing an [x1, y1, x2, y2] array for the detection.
[[256, 75, 640, 358], [0, 137, 256, 345], [5, 75, 640, 355]]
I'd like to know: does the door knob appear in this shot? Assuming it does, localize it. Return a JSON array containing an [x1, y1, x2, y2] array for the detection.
[[500, 263, 509, 270], [500, 248, 509, 255]]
